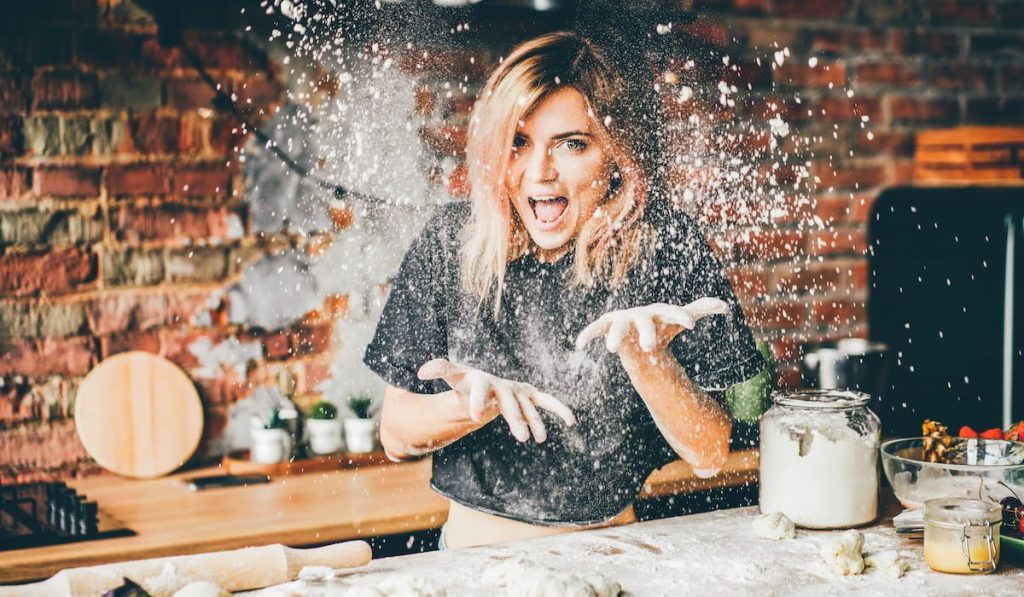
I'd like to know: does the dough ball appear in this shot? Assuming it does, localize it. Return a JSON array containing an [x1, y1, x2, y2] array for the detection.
[[864, 551, 908, 579], [819, 529, 865, 576], [751, 512, 795, 541], [483, 559, 621, 597], [173, 581, 232, 597]]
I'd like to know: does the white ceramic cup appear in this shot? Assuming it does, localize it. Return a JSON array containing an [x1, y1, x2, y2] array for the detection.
[[307, 418, 344, 455], [344, 418, 378, 453], [251, 427, 291, 464]]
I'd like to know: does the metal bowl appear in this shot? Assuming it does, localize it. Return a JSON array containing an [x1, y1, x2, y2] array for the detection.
[[880, 437, 1024, 509]]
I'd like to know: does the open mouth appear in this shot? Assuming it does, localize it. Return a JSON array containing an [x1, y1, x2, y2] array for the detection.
[[528, 196, 569, 225]]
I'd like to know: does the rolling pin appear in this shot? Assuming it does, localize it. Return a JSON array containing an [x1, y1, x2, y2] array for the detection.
[[0, 540, 372, 597]]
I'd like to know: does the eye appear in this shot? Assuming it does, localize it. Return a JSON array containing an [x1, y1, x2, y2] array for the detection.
[[512, 133, 528, 149], [564, 138, 588, 152]]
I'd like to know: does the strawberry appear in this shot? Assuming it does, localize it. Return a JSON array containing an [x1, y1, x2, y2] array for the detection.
[[959, 425, 979, 438], [1004, 422, 1024, 441], [980, 427, 1004, 440]]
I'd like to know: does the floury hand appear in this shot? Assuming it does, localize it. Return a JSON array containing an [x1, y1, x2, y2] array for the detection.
[[575, 297, 730, 354], [417, 358, 576, 444]]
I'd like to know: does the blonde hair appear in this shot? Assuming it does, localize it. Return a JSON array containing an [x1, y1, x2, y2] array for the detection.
[[461, 31, 663, 315]]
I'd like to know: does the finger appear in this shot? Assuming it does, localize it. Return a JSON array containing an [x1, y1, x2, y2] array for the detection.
[[685, 297, 730, 318], [532, 391, 577, 427], [575, 316, 610, 350], [605, 317, 629, 352], [467, 373, 489, 422], [417, 358, 464, 382], [494, 384, 530, 442], [663, 310, 697, 330], [634, 314, 657, 352], [514, 388, 548, 443]]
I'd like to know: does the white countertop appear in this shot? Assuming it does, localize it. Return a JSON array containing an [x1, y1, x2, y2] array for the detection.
[[249, 505, 1024, 596]]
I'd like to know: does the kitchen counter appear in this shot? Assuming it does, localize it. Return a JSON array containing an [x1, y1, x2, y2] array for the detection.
[[0, 450, 757, 583], [252, 502, 1024, 596]]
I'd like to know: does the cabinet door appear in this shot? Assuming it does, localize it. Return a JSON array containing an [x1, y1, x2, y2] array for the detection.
[[868, 187, 1021, 437]]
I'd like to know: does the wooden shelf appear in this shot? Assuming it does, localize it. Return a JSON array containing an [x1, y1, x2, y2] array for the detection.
[[221, 450, 392, 476]]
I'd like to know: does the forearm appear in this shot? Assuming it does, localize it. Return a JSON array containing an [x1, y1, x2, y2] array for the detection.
[[379, 385, 494, 461], [619, 349, 732, 474]]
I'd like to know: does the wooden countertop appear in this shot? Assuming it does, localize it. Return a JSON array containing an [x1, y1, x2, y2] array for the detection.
[[0, 449, 757, 583]]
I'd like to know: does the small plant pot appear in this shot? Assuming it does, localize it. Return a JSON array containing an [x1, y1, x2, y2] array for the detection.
[[307, 418, 343, 455], [251, 428, 291, 464], [344, 418, 378, 453]]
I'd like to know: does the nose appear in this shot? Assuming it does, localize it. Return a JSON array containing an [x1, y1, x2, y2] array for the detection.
[[524, 146, 557, 183]]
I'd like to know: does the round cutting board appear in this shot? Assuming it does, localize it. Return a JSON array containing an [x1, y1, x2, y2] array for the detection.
[[74, 351, 204, 479]]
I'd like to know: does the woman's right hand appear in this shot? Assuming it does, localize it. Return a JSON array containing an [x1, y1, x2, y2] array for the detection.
[[417, 358, 576, 444]]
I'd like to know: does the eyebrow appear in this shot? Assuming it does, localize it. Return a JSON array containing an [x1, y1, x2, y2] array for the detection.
[[515, 130, 594, 141]]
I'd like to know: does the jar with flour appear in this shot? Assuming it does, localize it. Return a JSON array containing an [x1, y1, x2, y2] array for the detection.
[[759, 390, 881, 529]]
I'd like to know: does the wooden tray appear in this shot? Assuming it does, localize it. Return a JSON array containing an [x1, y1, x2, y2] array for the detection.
[[222, 450, 392, 476], [914, 126, 1024, 183]]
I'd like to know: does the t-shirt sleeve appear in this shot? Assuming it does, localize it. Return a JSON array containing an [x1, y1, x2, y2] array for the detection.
[[363, 209, 453, 395], [657, 217, 765, 392]]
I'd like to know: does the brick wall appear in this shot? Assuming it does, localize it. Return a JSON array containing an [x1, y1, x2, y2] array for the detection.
[[2, 0, 1023, 482], [0, 0, 351, 483]]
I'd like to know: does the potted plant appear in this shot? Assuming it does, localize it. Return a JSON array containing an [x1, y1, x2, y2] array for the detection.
[[251, 409, 292, 464], [306, 399, 343, 455], [344, 393, 377, 453]]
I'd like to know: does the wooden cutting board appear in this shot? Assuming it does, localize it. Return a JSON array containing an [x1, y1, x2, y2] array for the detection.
[[74, 351, 204, 479]]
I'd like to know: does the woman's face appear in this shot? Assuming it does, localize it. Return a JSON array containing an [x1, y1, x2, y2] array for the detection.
[[506, 87, 614, 262]]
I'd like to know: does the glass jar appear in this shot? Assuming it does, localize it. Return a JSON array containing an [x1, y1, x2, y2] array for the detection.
[[758, 390, 881, 529], [923, 498, 1001, 574]]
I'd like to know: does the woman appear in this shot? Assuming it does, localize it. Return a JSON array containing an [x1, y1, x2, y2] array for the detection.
[[364, 31, 764, 549]]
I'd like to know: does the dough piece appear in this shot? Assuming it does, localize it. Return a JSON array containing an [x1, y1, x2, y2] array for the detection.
[[751, 512, 796, 541], [864, 551, 908, 579], [819, 530, 865, 576], [173, 581, 232, 597], [143, 562, 194, 595], [483, 559, 621, 597]]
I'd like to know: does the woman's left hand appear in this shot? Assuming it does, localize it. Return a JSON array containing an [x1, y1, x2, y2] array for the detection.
[[575, 297, 730, 355]]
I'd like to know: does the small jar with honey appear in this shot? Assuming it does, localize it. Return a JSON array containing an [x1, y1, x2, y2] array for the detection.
[[923, 498, 1001, 574]]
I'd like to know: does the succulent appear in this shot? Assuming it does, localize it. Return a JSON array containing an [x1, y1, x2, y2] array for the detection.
[[309, 400, 338, 420], [348, 394, 374, 419]]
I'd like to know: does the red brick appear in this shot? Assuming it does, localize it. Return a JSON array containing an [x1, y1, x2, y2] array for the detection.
[[775, 364, 803, 389], [771, 338, 805, 361], [193, 375, 247, 406], [420, 126, 468, 158], [0, 249, 96, 296], [890, 31, 961, 56], [928, 0, 996, 25], [774, 62, 847, 89], [0, 74, 28, 113], [928, 63, 994, 91], [161, 330, 224, 370], [208, 116, 247, 154], [171, 164, 232, 198], [774, 263, 843, 294], [814, 162, 886, 190], [0, 336, 95, 378], [723, 58, 773, 88], [165, 289, 213, 326], [851, 259, 869, 291], [166, 78, 218, 110], [731, 228, 807, 262], [808, 28, 887, 53], [415, 86, 435, 116], [772, 0, 849, 18], [444, 95, 475, 118], [114, 204, 236, 243], [813, 195, 851, 224], [106, 164, 170, 196], [812, 96, 882, 122], [850, 193, 878, 223], [130, 115, 181, 155], [86, 292, 166, 336], [0, 115, 23, 158], [184, 35, 267, 71], [749, 301, 808, 329], [30, 70, 98, 111], [263, 331, 292, 359], [0, 167, 32, 200], [888, 159, 915, 185], [677, 22, 730, 48], [854, 129, 914, 156], [33, 166, 100, 197], [886, 96, 959, 124], [725, 265, 770, 300], [232, 77, 283, 109], [100, 331, 163, 358], [0, 420, 92, 480], [448, 163, 470, 199], [809, 228, 868, 256], [812, 299, 866, 326], [854, 63, 921, 87], [293, 324, 333, 356]]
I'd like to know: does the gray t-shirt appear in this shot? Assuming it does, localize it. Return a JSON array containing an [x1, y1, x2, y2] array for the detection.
[[364, 201, 763, 526]]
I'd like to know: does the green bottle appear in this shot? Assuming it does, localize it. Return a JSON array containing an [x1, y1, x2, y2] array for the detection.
[[725, 340, 773, 423]]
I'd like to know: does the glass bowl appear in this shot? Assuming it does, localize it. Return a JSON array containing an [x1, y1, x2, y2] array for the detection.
[[881, 437, 1024, 509]]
